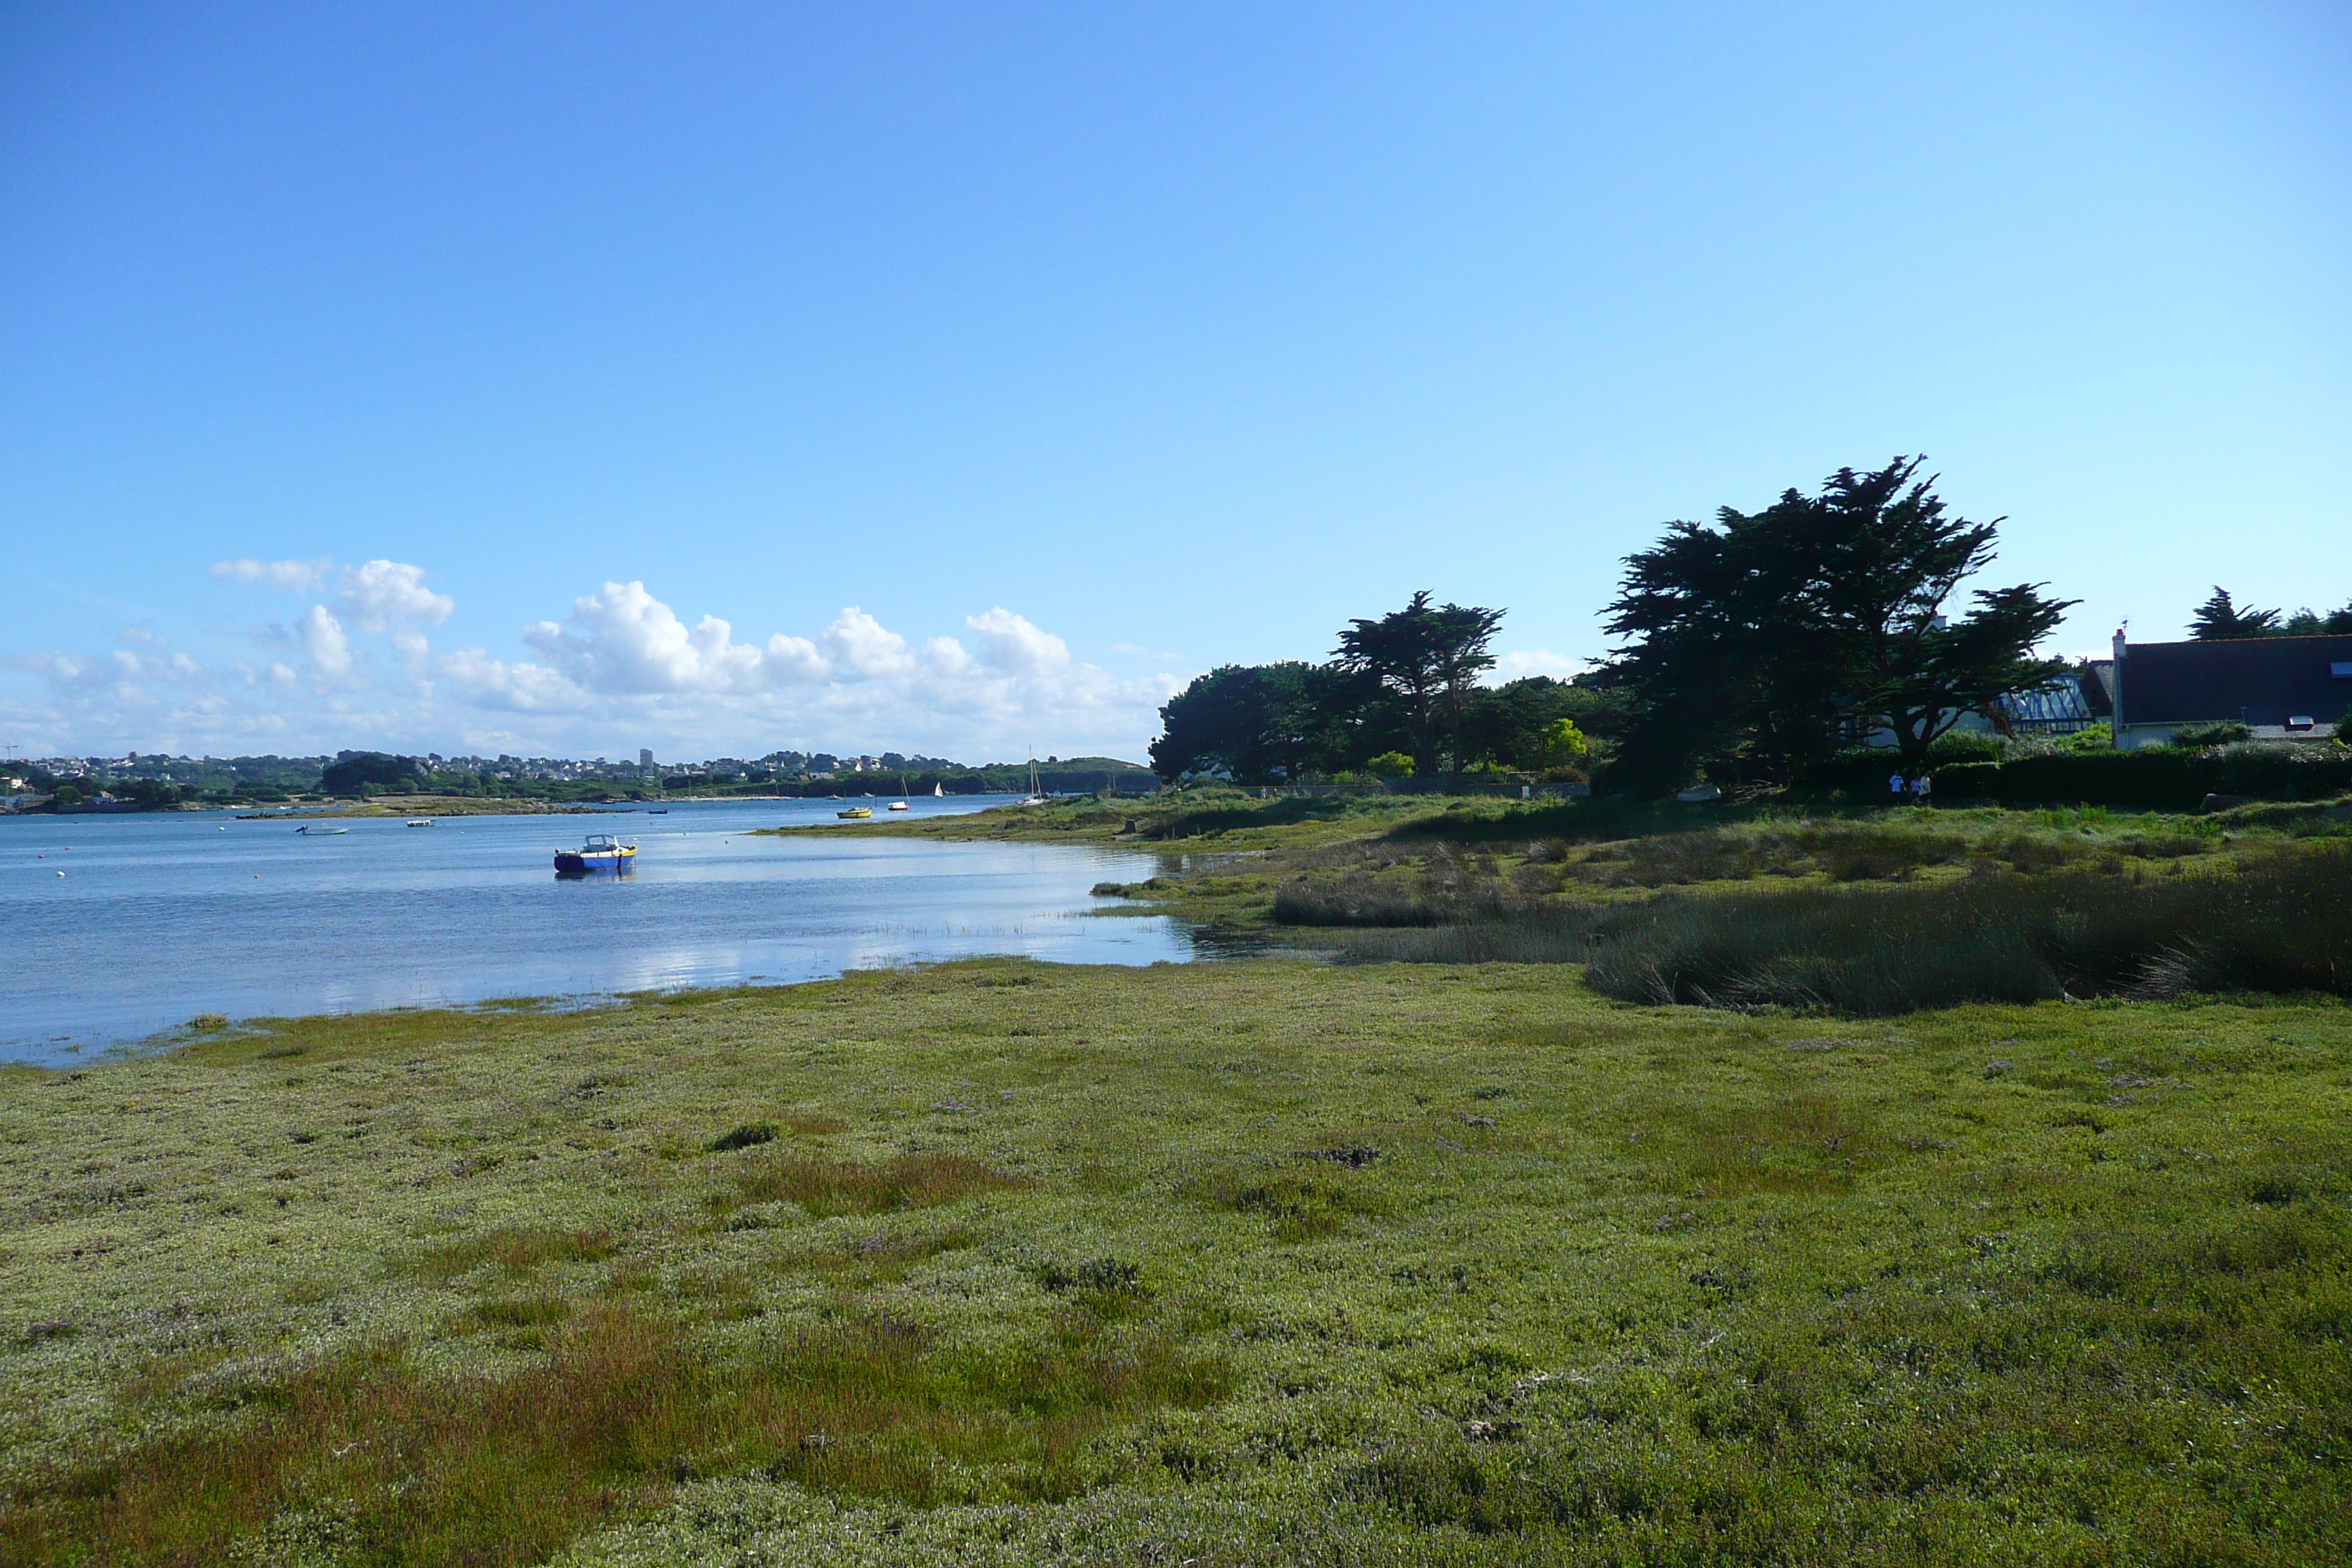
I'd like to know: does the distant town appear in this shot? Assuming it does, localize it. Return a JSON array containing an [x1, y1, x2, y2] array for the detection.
[[1, 748, 1159, 812]]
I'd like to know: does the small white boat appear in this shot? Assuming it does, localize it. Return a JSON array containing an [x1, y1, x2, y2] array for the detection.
[[1020, 751, 1047, 806], [889, 801, 911, 811], [932, 782, 944, 797], [407, 818, 434, 827], [554, 833, 637, 872], [889, 776, 911, 810], [295, 824, 349, 835]]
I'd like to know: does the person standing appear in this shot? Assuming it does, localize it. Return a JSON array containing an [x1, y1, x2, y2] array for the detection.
[[1914, 772, 1932, 806], [1888, 771, 1906, 804]]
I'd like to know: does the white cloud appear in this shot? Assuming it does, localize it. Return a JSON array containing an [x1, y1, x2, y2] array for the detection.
[[214, 557, 332, 592], [763, 633, 832, 683], [1489, 648, 1584, 682], [339, 559, 454, 630], [966, 607, 1071, 675], [5, 562, 1176, 762], [298, 605, 353, 676], [921, 636, 976, 679], [821, 607, 914, 679], [439, 648, 587, 712], [214, 555, 452, 640], [523, 580, 776, 693]]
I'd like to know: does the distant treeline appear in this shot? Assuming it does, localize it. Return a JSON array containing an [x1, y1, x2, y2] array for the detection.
[[11, 751, 1160, 809], [1155, 459, 2077, 790], [314, 753, 1159, 801]]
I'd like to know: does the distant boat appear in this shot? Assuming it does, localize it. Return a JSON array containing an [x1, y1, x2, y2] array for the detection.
[[554, 833, 636, 872], [932, 782, 944, 797], [407, 818, 434, 827], [889, 775, 911, 810], [1021, 750, 1047, 807], [647, 808, 668, 814], [295, 824, 349, 835], [837, 806, 873, 819]]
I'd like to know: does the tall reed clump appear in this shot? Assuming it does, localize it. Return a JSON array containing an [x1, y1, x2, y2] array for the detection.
[[1582, 844, 2352, 1014]]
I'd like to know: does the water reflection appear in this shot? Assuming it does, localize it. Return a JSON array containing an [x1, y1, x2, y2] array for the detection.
[[1, 797, 1187, 1063]]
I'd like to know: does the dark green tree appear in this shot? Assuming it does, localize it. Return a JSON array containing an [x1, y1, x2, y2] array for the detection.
[[2280, 600, 2352, 636], [1459, 676, 1623, 770], [320, 751, 426, 795], [1602, 458, 2074, 785], [1333, 592, 1505, 775], [1149, 662, 1361, 782], [2190, 587, 2281, 641]]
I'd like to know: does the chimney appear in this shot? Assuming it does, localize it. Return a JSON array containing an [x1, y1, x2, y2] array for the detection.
[[2109, 627, 2127, 747]]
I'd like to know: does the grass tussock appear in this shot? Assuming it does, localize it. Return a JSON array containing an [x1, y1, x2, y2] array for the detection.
[[1583, 843, 2352, 1014], [723, 1151, 1018, 1217], [410, 1226, 617, 1285], [1202, 1160, 1390, 1242], [1273, 823, 2345, 1017], [1, 1301, 1229, 1567]]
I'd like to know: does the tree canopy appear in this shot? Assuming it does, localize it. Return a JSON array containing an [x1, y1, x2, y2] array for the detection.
[[1147, 662, 1365, 783], [2193, 587, 2352, 640], [1601, 457, 2073, 783], [1333, 591, 1505, 775]]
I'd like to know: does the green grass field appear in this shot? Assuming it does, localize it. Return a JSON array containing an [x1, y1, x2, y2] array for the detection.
[[5, 954, 2348, 1565]]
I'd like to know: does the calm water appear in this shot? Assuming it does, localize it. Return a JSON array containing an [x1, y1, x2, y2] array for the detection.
[[0, 797, 1186, 1064]]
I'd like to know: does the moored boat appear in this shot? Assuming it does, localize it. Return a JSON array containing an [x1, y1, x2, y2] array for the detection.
[[837, 806, 873, 819], [554, 832, 637, 872]]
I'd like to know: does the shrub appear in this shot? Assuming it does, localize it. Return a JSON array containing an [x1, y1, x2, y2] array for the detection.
[[1926, 731, 2003, 765], [1936, 750, 2352, 810], [2170, 721, 2253, 750], [709, 1123, 776, 1153]]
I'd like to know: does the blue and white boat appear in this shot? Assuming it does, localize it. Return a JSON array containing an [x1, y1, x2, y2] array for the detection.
[[554, 833, 637, 873]]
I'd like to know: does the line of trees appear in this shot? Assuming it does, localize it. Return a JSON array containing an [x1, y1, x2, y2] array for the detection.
[[1152, 457, 2078, 791], [2189, 588, 2352, 641], [1149, 595, 1630, 783]]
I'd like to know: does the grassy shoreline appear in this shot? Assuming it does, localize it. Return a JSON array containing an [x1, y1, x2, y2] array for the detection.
[[4, 960, 2348, 1564]]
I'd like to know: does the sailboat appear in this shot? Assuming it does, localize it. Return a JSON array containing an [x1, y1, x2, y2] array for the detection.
[[1021, 750, 1047, 807], [889, 774, 911, 811], [932, 781, 944, 797]]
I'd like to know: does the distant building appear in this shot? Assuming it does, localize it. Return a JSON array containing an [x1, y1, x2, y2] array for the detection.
[[2108, 630, 2352, 749], [638, 748, 655, 772]]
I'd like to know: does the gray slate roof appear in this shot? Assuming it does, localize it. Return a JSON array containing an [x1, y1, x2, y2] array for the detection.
[[2121, 636, 2352, 726]]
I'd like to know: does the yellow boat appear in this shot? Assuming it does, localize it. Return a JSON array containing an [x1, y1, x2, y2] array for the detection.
[[837, 806, 872, 819]]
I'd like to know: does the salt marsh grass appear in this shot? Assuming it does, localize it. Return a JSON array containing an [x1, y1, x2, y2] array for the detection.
[[3, 959, 2348, 1564]]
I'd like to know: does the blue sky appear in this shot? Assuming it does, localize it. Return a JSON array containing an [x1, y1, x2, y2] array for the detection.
[[4, 1, 2347, 763]]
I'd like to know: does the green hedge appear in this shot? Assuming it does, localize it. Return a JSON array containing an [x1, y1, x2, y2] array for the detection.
[[1935, 750, 2352, 810]]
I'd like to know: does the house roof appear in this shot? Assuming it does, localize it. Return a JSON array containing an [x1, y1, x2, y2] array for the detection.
[[2120, 636, 2352, 726], [2076, 660, 2115, 719]]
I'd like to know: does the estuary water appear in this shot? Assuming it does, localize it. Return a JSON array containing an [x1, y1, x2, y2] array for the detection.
[[0, 796, 1185, 1065]]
